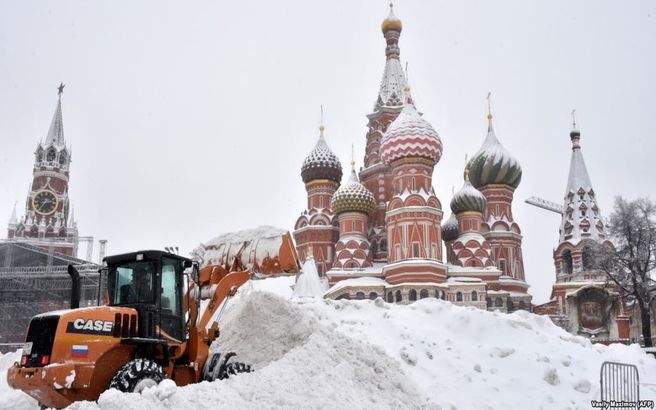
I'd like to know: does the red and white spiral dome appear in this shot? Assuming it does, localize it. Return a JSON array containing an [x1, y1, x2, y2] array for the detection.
[[380, 102, 442, 166]]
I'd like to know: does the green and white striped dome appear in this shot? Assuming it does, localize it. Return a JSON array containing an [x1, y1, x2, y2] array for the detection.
[[450, 171, 487, 214], [468, 122, 522, 189]]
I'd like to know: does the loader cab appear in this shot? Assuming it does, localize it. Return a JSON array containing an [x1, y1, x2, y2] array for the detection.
[[104, 250, 192, 343]]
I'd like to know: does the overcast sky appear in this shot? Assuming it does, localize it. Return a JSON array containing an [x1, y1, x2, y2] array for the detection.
[[0, 0, 654, 303]]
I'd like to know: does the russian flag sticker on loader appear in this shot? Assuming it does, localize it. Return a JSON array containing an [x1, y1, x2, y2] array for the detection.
[[71, 345, 88, 358]]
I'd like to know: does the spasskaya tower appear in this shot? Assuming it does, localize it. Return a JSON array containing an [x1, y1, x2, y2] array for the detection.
[[7, 83, 79, 256]]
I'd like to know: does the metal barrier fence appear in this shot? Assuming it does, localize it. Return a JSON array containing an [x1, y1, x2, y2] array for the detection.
[[600, 361, 640, 409]]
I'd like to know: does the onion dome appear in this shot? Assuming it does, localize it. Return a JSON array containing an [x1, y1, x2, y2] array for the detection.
[[468, 115, 522, 189], [441, 212, 459, 242], [381, 3, 402, 33], [331, 166, 376, 215], [301, 125, 343, 184], [380, 91, 443, 165], [450, 168, 487, 214]]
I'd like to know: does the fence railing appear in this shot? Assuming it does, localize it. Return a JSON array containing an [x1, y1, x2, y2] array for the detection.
[[600, 361, 640, 409]]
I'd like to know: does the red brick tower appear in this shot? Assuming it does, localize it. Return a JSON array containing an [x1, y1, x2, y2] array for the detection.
[[330, 161, 376, 273], [293, 120, 343, 276], [449, 169, 495, 269], [467, 108, 529, 295], [380, 89, 446, 284], [358, 4, 408, 262], [7, 84, 79, 256]]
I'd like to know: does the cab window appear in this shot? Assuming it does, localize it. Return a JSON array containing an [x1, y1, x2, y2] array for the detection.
[[108, 261, 156, 305]]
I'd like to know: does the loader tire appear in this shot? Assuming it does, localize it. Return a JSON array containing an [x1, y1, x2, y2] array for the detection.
[[220, 361, 252, 379], [109, 359, 165, 393], [217, 352, 252, 380]]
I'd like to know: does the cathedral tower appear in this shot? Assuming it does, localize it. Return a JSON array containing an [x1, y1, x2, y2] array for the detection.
[[8, 84, 79, 256], [293, 118, 343, 276], [553, 121, 611, 280], [449, 168, 495, 268], [359, 4, 408, 262], [330, 160, 376, 273], [380, 89, 446, 284], [467, 105, 528, 295]]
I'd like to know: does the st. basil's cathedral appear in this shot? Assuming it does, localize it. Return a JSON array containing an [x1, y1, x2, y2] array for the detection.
[[292, 5, 633, 342], [294, 5, 531, 312]]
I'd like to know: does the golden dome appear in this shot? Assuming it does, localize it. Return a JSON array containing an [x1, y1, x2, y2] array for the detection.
[[381, 4, 402, 33]]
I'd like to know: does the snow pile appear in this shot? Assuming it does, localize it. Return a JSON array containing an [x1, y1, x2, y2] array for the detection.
[[0, 350, 37, 410], [66, 292, 429, 410], [291, 258, 323, 299], [303, 298, 656, 409], [195, 226, 287, 270], [3, 276, 656, 409]]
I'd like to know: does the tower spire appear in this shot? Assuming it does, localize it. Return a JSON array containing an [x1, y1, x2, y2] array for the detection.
[[486, 92, 493, 128], [374, 3, 406, 111], [560, 115, 603, 243], [319, 105, 325, 135], [9, 201, 17, 225], [45, 84, 66, 147]]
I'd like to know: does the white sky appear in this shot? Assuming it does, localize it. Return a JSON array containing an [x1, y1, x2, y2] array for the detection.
[[0, 0, 654, 303]]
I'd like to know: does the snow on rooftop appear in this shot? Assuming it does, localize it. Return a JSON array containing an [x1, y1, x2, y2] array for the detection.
[[326, 277, 388, 295], [447, 276, 483, 283]]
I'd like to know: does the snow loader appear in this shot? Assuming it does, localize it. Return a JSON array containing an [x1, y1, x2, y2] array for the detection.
[[7, 241, 300, 409]]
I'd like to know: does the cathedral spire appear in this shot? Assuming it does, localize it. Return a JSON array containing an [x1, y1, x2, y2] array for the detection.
[[486, 91, 494, 130], [374, 4, 406, 111], [45, 83, 66, 147], [8, 202, 17, 225], [559, 115, 604, 243]]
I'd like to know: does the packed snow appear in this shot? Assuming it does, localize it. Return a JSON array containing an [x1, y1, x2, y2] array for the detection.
[[291, 258, 324, 299], [2, 276, 656, 409], [194, 226, 287, 270]]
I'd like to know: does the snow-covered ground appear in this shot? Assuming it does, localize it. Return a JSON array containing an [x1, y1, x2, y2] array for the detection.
[[2, 276, 656, 409]]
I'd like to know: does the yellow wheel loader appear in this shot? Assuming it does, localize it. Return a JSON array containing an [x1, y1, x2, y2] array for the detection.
[[7, 238, 300, 409]]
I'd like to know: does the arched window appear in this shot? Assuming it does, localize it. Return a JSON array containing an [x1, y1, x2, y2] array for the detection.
[[387, 292, 393, 303], [518, 301, 526, 310], [562, 250, 573, 274], [36, 149, 44, 162], [486, 297, 492, 308], [456, 292, 463, 302], [420, 289, 429, 299], [369, 292, 378, 300], [409, 289, 417, 301], [395, 290, 402, 303], [336, 293, 349, 300], [507, 300, 515, 311], [471, 291, 478, 302], [582, 246, 594, 270], [380, 239, 387, 252], [371, 241, 378, 255], [46, 148, 56, 162], [356, 292, 365, 300], [495, 298, 503, 307]]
